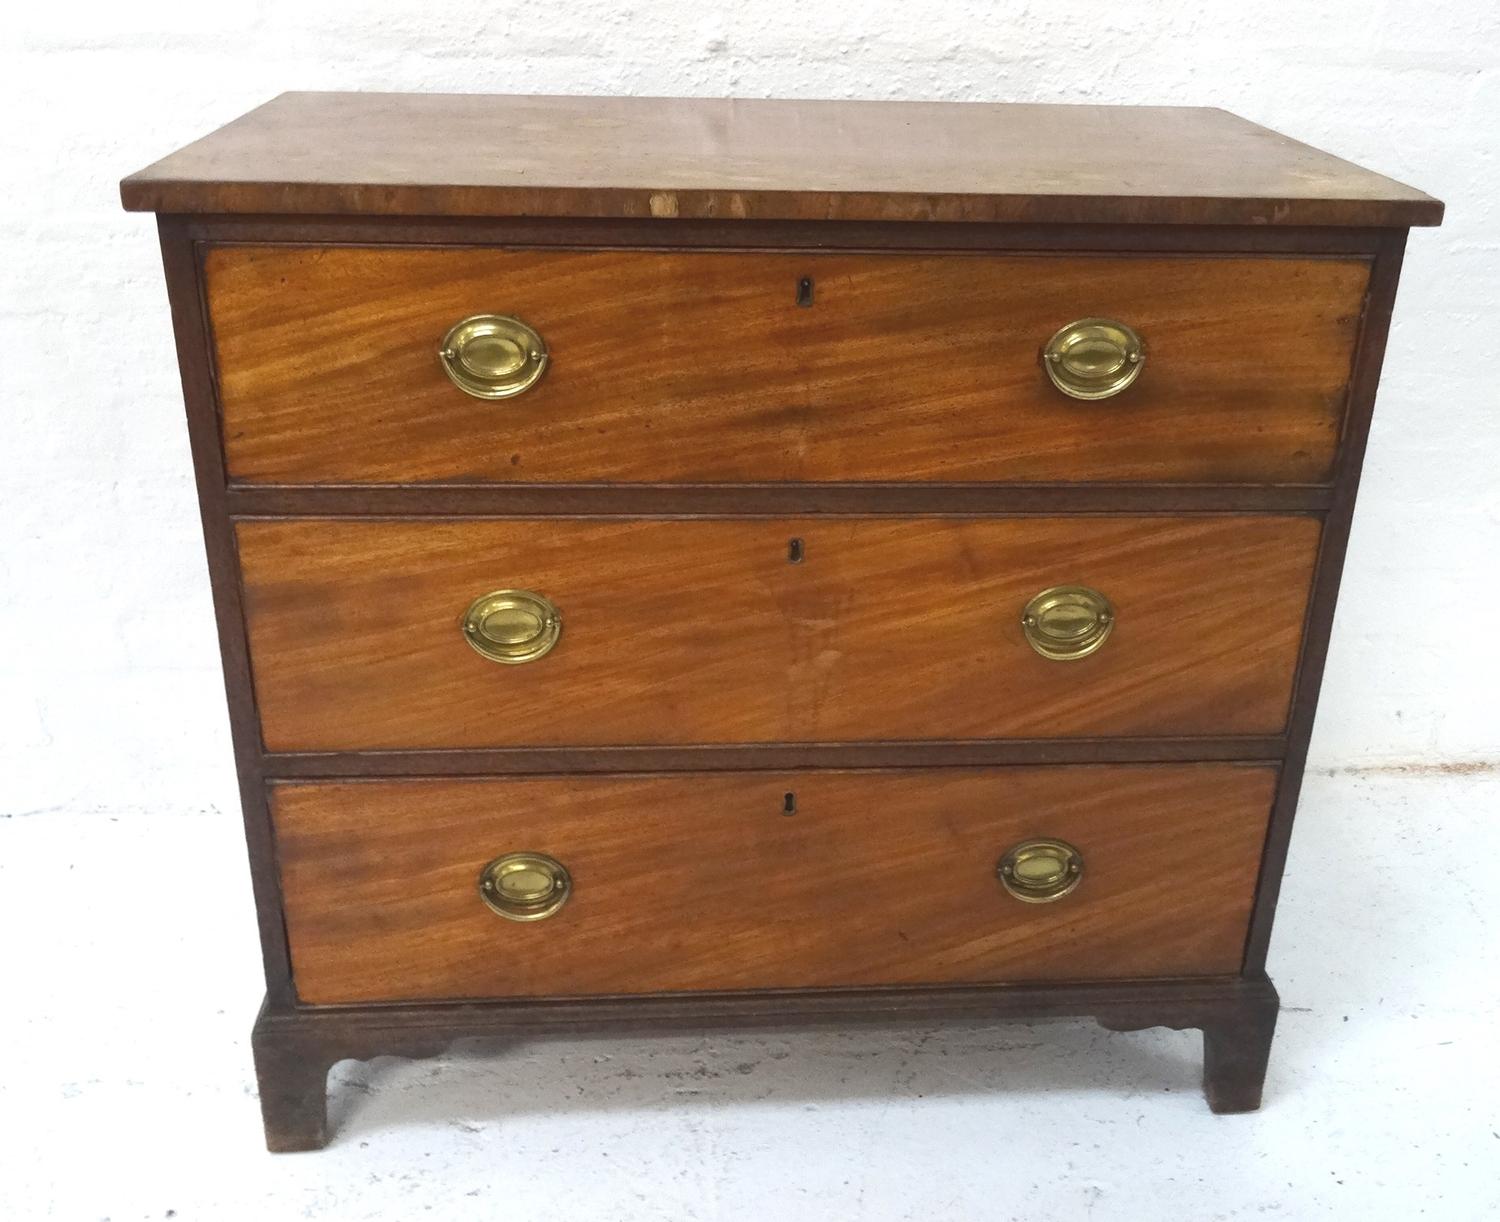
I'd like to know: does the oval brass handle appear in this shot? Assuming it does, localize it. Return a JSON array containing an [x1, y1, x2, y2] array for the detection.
[[1043, 317, 1144, 400], [997, 839, 1084, 904], [479, 852, 571, 921], [1021, 585, 1114, 661], [439, 314, 548, 399], [462, 589, 561, 664]]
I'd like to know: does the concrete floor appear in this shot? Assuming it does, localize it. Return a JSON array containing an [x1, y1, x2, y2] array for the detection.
[[3, 770, 1496, 1221]]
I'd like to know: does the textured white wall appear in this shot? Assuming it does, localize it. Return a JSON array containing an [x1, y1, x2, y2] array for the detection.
[[2, 1, 1496, 818]]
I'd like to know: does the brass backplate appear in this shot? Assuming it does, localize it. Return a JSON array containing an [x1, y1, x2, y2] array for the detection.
[[997, 839, 1084, 903], [439, 314, 549, 400], [462, 589, 561, 664], [478, 852, 572, 922], [1021, 585, 1115, 661], [1043, 317, 1144, 400]]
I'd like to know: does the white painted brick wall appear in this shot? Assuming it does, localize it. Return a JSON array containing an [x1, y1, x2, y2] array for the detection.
[[3, 2, 1496, 817]]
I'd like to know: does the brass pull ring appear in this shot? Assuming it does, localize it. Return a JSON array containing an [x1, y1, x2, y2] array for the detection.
[[997, 839, 1084, 904], [1022, 585, 1114, 661], [439, 314, 548, 399], [479, 852, 572, 922], [462, 589, 561, 664], [1043, 317, 1144, 400]]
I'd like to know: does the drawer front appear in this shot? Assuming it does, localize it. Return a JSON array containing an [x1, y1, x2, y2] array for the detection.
[[238, 516, 1320, 751], [273, 766, 1277, 1004], [207, 247, 1367, 486]]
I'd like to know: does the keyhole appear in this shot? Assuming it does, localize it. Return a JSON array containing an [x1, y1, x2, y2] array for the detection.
[[788, 538, 804, 563], [796, 276, 814, 307], [782, 792, 797, 815]]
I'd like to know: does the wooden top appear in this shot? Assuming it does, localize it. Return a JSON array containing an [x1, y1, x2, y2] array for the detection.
[[120, 91, 1442, 227]]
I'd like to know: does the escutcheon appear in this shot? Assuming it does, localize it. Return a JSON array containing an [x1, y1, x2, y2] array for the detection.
[[1021, 585, 1115, 661], [462, 589, 562, 664], [1043, 317, 1145, 400], [439, 314, 549, 399], [478, 852, 572, 922], [997, 839, 1084, 903]]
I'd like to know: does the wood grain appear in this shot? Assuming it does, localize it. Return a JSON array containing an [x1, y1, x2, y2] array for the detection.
[[259, 738, 1289, 777], [206, 246, 1369, 486], [272, 765, 1278, 1003], [252, 977, 1282, 1148], [125, 95, 1440, 1145], [179, 214, 1402, 255], [156, 219, 296, 1005], [1245, 229, 1409, 970], [120, 93, 1443, 226], [236, 515, 1321, 751], [224, 483, 1336, 518]]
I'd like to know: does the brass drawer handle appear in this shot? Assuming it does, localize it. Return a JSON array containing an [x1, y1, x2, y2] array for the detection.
[[1022, 584, 1114, 661], [462, 589, 561, 664], [479, 852, 571, 921], [439, 314, 548, 399], [1043, 317, 1144, 400], [997, 839, 1084, 903]]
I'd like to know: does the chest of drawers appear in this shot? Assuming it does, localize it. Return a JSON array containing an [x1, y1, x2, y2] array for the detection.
[[121, 92, 1441, 1150]]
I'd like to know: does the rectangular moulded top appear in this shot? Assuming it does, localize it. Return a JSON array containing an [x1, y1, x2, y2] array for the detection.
[[120, 91, 1443, 228]]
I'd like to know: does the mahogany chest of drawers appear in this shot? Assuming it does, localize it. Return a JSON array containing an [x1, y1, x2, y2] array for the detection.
[[121, 92, 1442, 1150]]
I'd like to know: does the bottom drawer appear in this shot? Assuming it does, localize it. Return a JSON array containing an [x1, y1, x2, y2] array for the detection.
[[272, 766, 1277, 1004]]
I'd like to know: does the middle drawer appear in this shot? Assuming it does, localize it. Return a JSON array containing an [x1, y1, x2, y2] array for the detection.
[[238, 515, 1320, 751]]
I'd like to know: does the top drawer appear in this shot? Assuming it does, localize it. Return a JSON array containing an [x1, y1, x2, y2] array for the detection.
[[205, 247, 1368, 486]]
